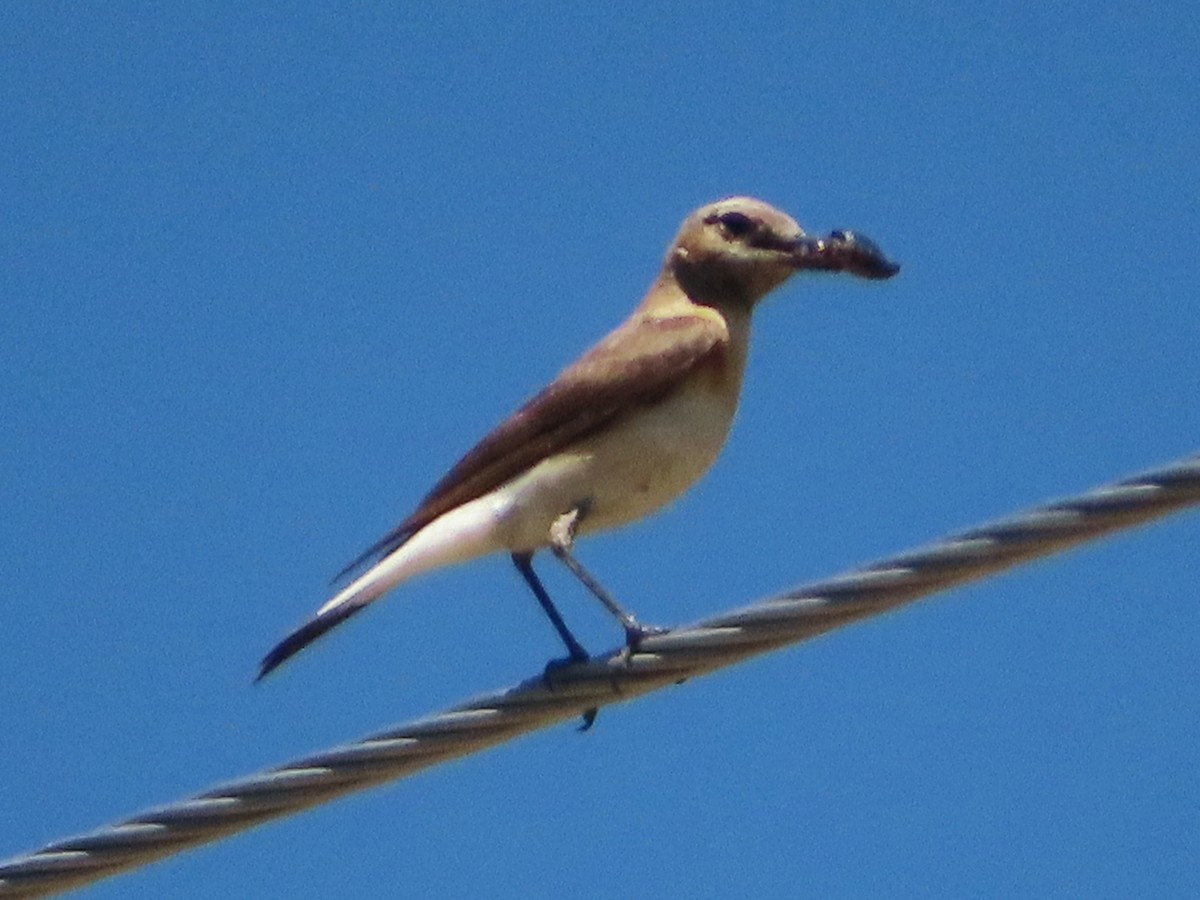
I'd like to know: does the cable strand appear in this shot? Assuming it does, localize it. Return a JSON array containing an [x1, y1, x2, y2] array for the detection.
[[1, 452, 1197, 898]]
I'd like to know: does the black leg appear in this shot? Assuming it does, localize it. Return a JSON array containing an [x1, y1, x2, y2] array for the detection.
[[513, 551, 598, 731], [511, 552, 589, 662], [550, 545, 647, 642], [547, 510, 665, 648]]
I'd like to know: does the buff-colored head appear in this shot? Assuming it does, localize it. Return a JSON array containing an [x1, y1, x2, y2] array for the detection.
[[665, 196, 898, 308]]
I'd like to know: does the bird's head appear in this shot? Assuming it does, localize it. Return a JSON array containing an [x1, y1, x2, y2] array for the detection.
[[666, 196, 899, 308]]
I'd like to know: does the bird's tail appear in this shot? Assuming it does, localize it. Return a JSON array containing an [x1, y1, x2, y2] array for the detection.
[[256, 598, 367, 681], [257, 493, 509, 680], [256, 569, 392, 681]]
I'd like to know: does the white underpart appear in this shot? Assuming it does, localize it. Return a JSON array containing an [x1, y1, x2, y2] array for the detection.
[[314, 491, 514, 617]]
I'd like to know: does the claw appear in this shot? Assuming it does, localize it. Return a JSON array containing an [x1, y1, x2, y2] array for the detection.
[[542, 652, 588, 687], [540, 655, 599, 732], [620, 623, 669, 662]]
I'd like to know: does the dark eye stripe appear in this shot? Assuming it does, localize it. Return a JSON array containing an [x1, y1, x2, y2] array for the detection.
[[700, 211, 758, 237]]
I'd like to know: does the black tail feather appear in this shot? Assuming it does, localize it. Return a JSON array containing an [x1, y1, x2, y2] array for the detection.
[[256, 602, 369, 681]]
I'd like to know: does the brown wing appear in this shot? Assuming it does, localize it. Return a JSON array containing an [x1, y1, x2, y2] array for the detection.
[[333, 312, 728, 580]]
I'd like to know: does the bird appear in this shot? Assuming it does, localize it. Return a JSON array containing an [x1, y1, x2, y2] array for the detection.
[[258, 197, 898, 680]]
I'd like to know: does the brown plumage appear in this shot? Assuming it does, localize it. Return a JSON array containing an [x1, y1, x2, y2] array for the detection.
[[260, 197, 898, 680]]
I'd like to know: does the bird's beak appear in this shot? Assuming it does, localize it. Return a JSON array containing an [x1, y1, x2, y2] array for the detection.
[[788, 230, 900, 280]]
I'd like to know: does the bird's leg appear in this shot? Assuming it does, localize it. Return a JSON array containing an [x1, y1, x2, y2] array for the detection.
[[512, 551, 598, 732], [548, 508, 666, 650], [511, 552, 589, 662]]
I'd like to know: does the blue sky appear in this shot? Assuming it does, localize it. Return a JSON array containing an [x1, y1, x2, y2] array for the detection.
[[2, 4, 1198, 898]]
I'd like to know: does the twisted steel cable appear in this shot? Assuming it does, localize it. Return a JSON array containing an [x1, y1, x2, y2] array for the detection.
[[2, 452, 1197, 898]]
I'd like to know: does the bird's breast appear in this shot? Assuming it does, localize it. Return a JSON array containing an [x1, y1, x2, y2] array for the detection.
[[570, 371, 742, 532], [490, 312, 750, 550]]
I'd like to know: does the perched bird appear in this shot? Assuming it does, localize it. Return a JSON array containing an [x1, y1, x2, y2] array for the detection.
[[259, 197, 898, 679]]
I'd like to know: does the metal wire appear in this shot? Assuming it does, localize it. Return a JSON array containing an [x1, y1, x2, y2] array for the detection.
[[2, 452, 1197, 898]]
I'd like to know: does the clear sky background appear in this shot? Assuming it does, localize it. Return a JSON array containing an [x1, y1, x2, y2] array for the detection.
[[2, 4, 1198, 898]]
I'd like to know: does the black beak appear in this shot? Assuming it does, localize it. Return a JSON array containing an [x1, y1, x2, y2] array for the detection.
[[791, 230, 900, 280]]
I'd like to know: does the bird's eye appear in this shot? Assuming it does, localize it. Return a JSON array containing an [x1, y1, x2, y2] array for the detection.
[[715, 211, 756, 237]]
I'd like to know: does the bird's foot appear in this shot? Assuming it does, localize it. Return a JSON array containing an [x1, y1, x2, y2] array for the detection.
[[618, 622, 669, 663], [540, 652, 599, 732], [542, 649, 589, 682]]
